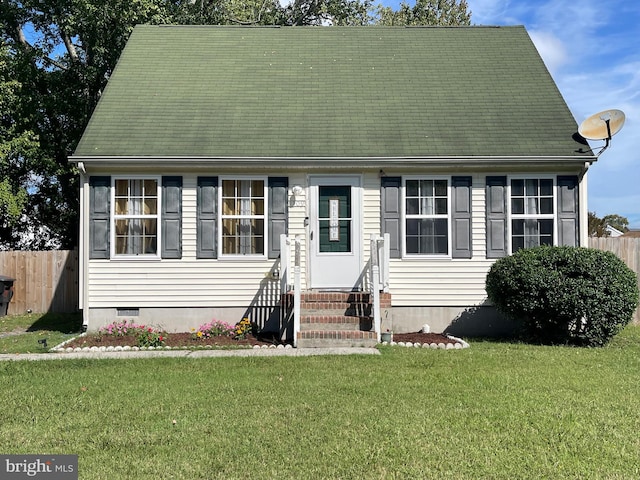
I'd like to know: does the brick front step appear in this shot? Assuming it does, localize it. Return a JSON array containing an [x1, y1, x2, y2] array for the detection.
[[300, 315, 373, 331], [300, 304, 372, 316], [285, 290, 392, 348], [300, 292, 392, 306], [296, 330, 378, 348], [300, 292, 373, 303]]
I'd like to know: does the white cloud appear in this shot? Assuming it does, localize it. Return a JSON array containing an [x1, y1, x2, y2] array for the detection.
[[528, 30, 568, 74], [467, 0, 512, 24]]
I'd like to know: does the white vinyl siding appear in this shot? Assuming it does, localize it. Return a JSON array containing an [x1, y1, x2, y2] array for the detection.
[[85, 171, 581, 311], [87, 260, 279, 307], [388, 174, 492, 307], [284, 173, 308, 290], [88, 173, 279, 307], [182, 176, 198, 257], [362, 173, 381, 261], [87, 172, 491, 309]]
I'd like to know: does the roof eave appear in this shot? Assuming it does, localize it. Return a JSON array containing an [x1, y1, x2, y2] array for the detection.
[[71, 155, 598, 171]]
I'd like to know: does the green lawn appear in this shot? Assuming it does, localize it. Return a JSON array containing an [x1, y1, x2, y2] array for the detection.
[[0, 312, 83, 354], [1, 319, 639, 479]]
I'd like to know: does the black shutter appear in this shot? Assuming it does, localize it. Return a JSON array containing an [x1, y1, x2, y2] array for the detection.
[[557, 175, 579, 247], [162, 176, 182, 259], [89, 176, 111, 259], [197, 177, 218, 259], [451, 176, 472, 259], [486, 176, 508, 258], [381, 177, 402, 259], [268, 177, 288, 259]]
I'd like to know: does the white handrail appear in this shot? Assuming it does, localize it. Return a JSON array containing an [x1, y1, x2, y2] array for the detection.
[[279, 234, 291, 293], [293, 235, 301, 347], [370, 234, 382, 342], [382, 233, 390, 293]]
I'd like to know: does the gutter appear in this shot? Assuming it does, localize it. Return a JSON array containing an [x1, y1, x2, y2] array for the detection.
[[70, 155, 598, 170]]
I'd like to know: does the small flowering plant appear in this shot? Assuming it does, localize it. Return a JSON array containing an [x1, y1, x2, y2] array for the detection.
[[192, 320, 235, 340], [98, 320, 165, 347], [98, 319, 142, 337], [135, 327, 166, 348], [233, 317, 257, 340]]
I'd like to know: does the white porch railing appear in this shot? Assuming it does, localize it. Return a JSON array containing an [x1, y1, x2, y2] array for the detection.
[[280, 233, 388, 346], [369, 233, 390, 342], [280, 234, 302, 347]]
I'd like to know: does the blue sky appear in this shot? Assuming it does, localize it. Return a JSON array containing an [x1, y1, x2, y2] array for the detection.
[[466, 0, 640, 228], [384, 0, 640, 228]]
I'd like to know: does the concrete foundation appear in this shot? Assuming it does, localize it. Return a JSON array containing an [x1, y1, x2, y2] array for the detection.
[[389, 305, 516, 338], [86, 303, 516, 339]]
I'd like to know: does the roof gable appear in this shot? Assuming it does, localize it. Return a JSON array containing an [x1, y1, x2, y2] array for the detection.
[[74, 25, 590, 159]]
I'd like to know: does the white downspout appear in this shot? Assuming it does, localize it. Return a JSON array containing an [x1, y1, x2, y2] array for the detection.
[[293, 235, 301, 347], [78, 163, 89, 329], [579, 161, 590, 247]]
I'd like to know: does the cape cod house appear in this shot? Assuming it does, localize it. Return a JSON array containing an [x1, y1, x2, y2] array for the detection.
[[71, 25, 596, 346]]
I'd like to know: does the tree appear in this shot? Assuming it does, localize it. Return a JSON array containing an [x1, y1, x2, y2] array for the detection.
[[1, 0, 472, 250], [0, 45, 33, 247], [602, 214, 629, 233], [589, 211, 629, 237], [1, 0, 176, 249], [588, 211, 607, 237], [377, 0, 470, 26]]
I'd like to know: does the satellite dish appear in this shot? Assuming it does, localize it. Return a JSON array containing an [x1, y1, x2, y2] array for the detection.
[[578, 109, 625, 156], [579, 109, 625, 140]]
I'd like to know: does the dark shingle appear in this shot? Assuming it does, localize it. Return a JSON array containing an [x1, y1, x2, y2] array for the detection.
[[74, 25, 588, 158]]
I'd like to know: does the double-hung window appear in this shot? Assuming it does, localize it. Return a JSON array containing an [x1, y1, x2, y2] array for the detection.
[[509, 177, 554, 252], [220, 178, 266, 256], [113, 178, 160, 257], [404, 178, 450, 255]]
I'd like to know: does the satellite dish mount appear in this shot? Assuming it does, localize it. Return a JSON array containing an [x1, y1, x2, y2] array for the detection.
[[578, 109, 625, 157]]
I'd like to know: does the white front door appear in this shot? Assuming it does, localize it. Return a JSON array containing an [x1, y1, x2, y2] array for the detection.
[[309, 176, 362, 290]]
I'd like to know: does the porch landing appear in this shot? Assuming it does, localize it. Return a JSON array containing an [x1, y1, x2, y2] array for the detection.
[[296, 291, 391, 348]]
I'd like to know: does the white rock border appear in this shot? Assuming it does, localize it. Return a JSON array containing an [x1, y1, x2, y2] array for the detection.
[[379, 334, 469, 349], [50, 334, 291, 353]]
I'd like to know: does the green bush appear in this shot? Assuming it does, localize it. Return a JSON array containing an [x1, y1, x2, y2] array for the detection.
[[486, 246, 639, 346]]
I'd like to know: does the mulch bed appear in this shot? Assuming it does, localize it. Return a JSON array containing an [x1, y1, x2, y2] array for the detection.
[[63, 332, 278, 349], [62, 331, 461, 349]]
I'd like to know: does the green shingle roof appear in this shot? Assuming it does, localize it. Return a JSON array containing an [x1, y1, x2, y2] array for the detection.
[[74, 25, 589, 158]]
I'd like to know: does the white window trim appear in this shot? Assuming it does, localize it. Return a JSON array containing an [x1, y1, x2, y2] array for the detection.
[[110, 176, 162, 260], [218, 175, 268, 259], [506, 175, 557, 255], [401, 175, 452, 259]]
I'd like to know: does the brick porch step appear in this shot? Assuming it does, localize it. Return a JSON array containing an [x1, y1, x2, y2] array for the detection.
[[296, 330, 378, 348], [295, 291, 384, 348], [300, 315, 373, 331]]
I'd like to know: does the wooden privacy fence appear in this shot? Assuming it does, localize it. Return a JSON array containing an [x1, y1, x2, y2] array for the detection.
[[0, 250, 79, 315], [589, 237, 640, 324]]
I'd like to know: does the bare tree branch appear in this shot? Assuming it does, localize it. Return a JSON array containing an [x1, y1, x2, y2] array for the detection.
[[60, 29, 79, 63]]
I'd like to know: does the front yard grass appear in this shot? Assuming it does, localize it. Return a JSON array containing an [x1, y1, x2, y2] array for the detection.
[[0, 313, 83, 354], [0, 324, 639, 479]]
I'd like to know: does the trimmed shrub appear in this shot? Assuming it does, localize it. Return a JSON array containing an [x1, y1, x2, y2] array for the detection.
[[486, 246, 639, 346]]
